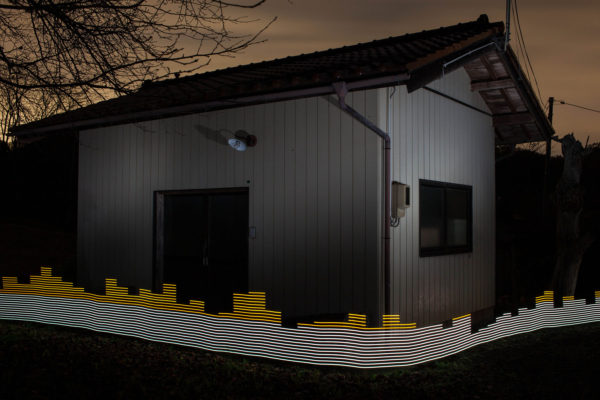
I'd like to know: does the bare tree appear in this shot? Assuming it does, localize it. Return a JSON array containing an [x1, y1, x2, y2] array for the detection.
[[0, 84, 77, 141], [551, 133, 595, 297], [0, 0, 272, 136]]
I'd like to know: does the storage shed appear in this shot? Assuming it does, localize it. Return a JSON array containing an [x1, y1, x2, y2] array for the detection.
[[12, 15, 553, 327]]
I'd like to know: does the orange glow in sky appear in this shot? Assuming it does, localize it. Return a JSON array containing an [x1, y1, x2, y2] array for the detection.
[[203, 0, 600, 152]]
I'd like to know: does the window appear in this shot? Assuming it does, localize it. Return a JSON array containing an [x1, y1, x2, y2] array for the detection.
[[419, 179, 472, 257]]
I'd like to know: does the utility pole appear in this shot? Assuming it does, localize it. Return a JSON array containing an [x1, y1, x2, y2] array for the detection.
[[542, 96, 554, 219]]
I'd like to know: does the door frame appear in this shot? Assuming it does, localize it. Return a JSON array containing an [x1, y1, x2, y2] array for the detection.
[[152, 187, 249, 294]]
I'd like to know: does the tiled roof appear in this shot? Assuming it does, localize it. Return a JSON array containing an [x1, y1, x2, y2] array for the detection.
[[11, 15, 552, 144]]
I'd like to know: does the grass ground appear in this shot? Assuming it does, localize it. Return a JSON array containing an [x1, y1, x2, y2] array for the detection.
[[1, 320, 599, 399]]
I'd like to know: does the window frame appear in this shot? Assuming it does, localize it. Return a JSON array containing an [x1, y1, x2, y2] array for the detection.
[[419, 179, 473, 257]]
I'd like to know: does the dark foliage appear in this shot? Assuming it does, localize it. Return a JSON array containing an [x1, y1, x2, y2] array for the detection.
[[577, 145, 600, 296], [0, 135, 77, 280], [495, 146, 600, 310], [0, 135, 77, 229]]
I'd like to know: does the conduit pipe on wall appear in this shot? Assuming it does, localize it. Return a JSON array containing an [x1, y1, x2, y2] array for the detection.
[[332, 82, 392, 320]]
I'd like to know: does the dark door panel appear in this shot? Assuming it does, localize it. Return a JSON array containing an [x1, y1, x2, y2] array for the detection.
[[156, 188, 248, 313]]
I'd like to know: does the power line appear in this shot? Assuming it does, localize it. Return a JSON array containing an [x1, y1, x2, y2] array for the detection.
[[511, 4, 531, 82], [512, 0, 545, 107], [556, 100, 600, 114]]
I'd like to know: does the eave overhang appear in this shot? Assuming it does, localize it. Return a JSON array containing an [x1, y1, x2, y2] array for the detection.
[[10, 16, 552, 146]]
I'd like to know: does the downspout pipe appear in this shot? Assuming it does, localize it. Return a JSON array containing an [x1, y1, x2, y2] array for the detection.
[[332, 82, 392, 320]]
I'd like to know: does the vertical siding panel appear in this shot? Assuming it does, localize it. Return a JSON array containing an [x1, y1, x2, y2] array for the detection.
[[473, 119, 479, 312], [205, 113, 216, 188], [295, 99, 307, 315], [393, 88, 398, 317], [181, 118, 191, 188], [340, 93, 354, 313], [113, 128, 123, 282], [328, 99, 342, 313], [490, 130, 496, 308], [449, 81, 457, 319], [305, 97, 319, 314], [478, 122, 484, 311], [273, 101, 286, 311], [97, 130, 107, 285], [127, 124, 137, 284], [396, 89, 403, 318], [385, 88, 396, 314], [164, 118, 174, 189], [189, 116, 200, 187], [134, 126, 144, 286], [244, 107, 256, 289], [77, 133, 89, 286], [446, 85, 454, 320], [252, 104, 265, 291], [351, 92, 366, 313], [283, 101, 296, 315], [462, 102, 468, 317], [102, 129, 111, 285], [316, 97, 330, 314], [112, 126, 122, 284], [92, 131, 103, 287], [141, 124, 153, 288], [198, 115, 208, 188], [104, 129, 114, 284], [262, 102, 275, 303], [173, 117, 183, 189], [411, 87, 418, 324], [365, 91, 382, 321], [95, 130, 106, 285], [239, 108, 252, 187], [436, 89, 445, 322], [150, 121, 159, 197], [401, 86, 412, 323], [226, 111, 235, 186], [387, 87, 399, 315], [430, 90, 440, 323], [217, 110, 227, 186], [157, 121, 166, 190], [431, 90, 439, 324], [150, 121, 160, 288], [86, 132, 97, 287], [397, 87, 408, 321], [417, 90, 428, 325], [132, 125, 140, 285], [468, 104, 476, 313], [412, 88, 421, 325], [443, 78, 451, 320], [87, 131, 97, 286], [214, 111, 226, 186]]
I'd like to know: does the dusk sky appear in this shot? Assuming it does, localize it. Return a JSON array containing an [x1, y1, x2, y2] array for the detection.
[[206, 0, 600, 153]]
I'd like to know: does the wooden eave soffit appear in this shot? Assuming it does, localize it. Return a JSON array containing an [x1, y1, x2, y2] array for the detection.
[[492, 111, 535, 126], [471, 78, 515, 91]]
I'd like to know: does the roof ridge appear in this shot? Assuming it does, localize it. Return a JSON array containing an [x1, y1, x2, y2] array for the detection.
[[141, 15, 503, 91], [12, 15, 509, 137]]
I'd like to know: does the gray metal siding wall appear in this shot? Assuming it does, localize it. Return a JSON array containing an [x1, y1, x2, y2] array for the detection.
[[383, 68, 496, 326], [77, 91, 382, 319]]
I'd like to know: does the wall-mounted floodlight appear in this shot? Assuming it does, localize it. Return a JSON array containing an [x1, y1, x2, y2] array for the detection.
[[227, 130, 257, 152]]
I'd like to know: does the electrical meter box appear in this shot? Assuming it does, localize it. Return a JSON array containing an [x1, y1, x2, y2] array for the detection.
[[392, 182, 410, 218]]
